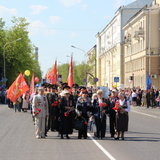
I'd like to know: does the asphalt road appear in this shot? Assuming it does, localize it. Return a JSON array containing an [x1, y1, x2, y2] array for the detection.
[[0, 105, 160, 160]]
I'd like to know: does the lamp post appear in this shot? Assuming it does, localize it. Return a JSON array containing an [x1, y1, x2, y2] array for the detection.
[[71, 45, 86, 53], [3, 38, 22, 86], [71, 45, 88, 86], [71, 45, 98, 86]]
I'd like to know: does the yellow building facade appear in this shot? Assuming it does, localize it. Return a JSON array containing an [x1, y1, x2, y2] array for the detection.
[[123, 3, 160, 89]]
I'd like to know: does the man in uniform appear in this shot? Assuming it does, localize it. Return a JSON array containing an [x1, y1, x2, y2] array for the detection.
[[32, 87, 49, 139], [46, 85, 59, 133]]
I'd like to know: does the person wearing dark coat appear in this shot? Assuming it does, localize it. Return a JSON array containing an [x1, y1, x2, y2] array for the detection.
[[146, 90, 151, 108], [109, 90, 118, 138], [46, 87, 59, 133], [150, 89, 156, 108], [59, 90, 74, 139], [115, 93, 130, 140], [92, 90, 110, 139], [76, 91, 91, 139]]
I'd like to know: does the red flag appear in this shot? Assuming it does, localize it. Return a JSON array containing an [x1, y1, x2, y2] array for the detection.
[[46, 60, 58, 84], [45, 70, 51, 83], [30, 73, 35, 95], [7, 73, 29, 102], [67, 56, 74, 88]]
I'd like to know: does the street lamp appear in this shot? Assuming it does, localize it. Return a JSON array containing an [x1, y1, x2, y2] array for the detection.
[[71, 45, 95, 86], [71, 45, 86, 53], [3, 38, 22, 86]]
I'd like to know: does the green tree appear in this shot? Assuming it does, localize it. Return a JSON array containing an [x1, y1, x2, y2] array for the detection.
[[58, 63, 69, 82], [0, 18, 6, 82], [0, 17, 41, 86], [57, 61, 90, 86]]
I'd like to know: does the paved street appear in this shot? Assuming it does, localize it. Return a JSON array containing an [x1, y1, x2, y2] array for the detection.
[[0, 105, 160, 160]]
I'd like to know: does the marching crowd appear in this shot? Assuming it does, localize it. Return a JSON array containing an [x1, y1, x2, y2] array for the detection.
[[5, 83, 160, 140]]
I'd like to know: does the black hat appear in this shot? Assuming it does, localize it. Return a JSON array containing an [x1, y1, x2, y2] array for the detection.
[[80, 86, 86, 90], [50, 84, 57, 89], [62, 83, 68, 87], [72, 84, 79, 88], [82, 91, 88, 94], [41, 82, 50, 88], [62, 85, 70, 90]]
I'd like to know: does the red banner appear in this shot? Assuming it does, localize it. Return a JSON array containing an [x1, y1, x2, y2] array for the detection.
[[67, 56, 74, 88], [7, 73, 29, 102], [46, 60, 58, 84]]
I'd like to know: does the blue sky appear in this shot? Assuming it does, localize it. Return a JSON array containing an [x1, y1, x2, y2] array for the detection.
[[0, 0, 134, 76]]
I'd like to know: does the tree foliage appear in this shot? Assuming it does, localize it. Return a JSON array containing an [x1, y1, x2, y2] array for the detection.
[[58, 61, 91, 86], [0, 17, 41, 87]]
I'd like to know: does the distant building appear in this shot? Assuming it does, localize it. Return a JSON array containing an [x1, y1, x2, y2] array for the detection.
[[123, 0, 160, 89], [96, 0, 154, 88]]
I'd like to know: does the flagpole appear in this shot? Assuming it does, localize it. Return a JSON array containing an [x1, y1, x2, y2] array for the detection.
[[71, 45, 87, 86]]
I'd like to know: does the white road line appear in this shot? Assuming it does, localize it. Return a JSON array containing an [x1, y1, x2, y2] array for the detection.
[[88, 133, 116, 160], [131, 110, 160, 119]]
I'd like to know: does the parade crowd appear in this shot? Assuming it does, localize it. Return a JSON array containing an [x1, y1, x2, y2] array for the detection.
[[5, 83, 160, 140]]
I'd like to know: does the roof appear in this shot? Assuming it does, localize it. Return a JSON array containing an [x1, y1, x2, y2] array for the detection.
[[97, 0, 154, 36]]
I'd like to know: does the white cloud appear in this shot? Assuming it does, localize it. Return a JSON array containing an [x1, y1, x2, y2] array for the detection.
[[29, 20, 56, 36], [50, 16, 61, 24], [60, 0, 82, 7], [30, 5, 48, 15], [0, 5, 17, 17]]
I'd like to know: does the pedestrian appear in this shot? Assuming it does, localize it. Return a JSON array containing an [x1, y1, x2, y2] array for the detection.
[[22, 92, 30, 112], [150, 89, 156, 108], [146, 89, 151, 108], [131, 89, 137, 106], [32, 87, 49, 139], [92, 90, 110, 139], [59, 90, 74, 139], [137, 89, 142, 106], [141, 90, 146, 107], [76, 91, 92, 139], [14, 97, 22, 112], [109, 90, 118, 138], [114, 93, 130, 140], [46, 85, 59, 132]]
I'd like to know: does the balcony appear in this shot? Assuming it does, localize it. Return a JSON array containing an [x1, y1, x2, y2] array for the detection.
[[134, 27, 144, 40], [124, 34, 131, 46]]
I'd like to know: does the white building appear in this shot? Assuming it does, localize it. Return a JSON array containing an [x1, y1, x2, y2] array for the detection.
[[96, 0, 154, 88]]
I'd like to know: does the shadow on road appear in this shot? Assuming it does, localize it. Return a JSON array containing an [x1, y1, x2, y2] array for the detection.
[[125, 137, 160, 142], [128, 131, 160, 136]]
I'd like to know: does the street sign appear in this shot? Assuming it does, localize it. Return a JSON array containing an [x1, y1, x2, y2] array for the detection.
[[83, 78, 87, 83], [93, 77, 99, 82], [114, 77, 119, 83]]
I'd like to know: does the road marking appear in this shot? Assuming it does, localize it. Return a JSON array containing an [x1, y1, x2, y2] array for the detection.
[[88, 133, 116, 160], [131, 110, 160, 119]]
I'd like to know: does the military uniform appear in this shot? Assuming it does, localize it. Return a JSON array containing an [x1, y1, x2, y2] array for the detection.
[[47, 92, 59, 132], [32, 94, 49, 138]]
